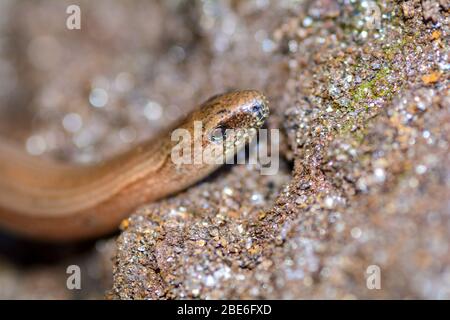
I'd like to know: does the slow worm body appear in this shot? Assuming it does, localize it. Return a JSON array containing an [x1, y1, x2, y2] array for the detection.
[[0, 90, 269, 241]]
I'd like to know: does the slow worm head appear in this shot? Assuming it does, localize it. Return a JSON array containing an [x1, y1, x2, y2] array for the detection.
[[0, 90, 269, 241]]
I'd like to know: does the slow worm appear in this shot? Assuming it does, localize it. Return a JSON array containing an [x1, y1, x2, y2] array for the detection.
[[0, 90, 269, 241]]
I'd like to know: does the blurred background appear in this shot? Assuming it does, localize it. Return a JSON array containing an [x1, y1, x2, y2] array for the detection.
[[0, 0, 283, 162]]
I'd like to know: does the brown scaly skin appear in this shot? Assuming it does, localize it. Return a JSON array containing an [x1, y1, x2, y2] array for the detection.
[[0, 90, 269, 241]]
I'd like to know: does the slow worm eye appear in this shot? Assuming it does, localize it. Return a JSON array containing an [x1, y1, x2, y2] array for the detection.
[[209, 126, 227, 143], [250, 102, 266, 122], [251, 103, 262, 113]]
